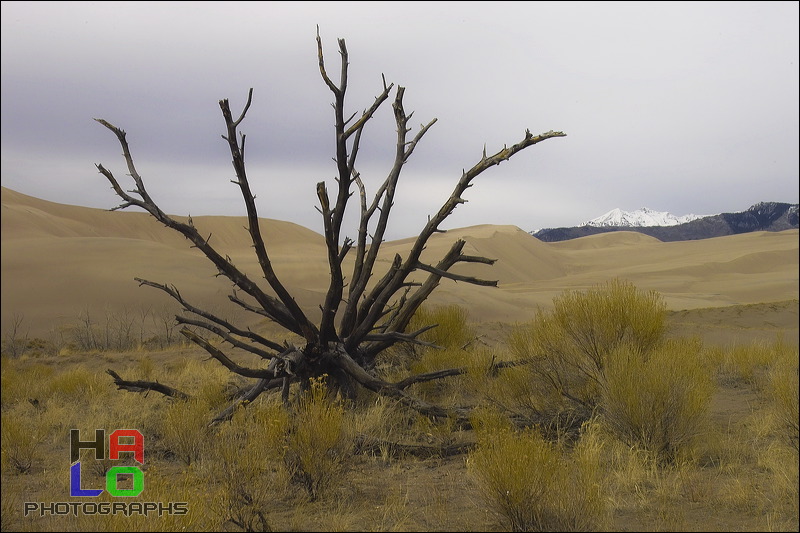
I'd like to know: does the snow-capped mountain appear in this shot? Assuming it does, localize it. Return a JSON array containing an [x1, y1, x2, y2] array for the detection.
[[532, 202, 798, 242], [581, 207, 704, 228]]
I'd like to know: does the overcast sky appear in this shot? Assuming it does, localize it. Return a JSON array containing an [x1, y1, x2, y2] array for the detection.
[[2, 1, 798, 239]]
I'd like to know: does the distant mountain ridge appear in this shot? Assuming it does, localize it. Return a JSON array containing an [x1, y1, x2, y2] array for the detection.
[[533, 202, 799, 242], [582, 207, 705, 227]]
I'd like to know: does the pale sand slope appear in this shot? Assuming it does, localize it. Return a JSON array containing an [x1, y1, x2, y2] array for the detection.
[[2, 187, 798, 343]]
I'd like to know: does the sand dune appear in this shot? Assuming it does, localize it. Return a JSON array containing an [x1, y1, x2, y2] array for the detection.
[[0, 186, 324, 249], [2, 186, 798, 342]]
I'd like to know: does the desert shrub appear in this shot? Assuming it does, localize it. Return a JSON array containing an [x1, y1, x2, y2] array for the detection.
[[479, 359, 586, 444], [208, 400, 292, 531], [160, 399, 214, 465], [136, 355, 156, 380], [506, 279, 667, 434], [349, 395, 414, 450], [1, 490, 18, 532], [0, 334, 57, 358], [719, 339, 785, 385], [0, 359, 54, 406], [764, 342, 799, 451], [377, 304, 478, 401], [0, 336, 27, 358], [469, 411, 556, 531], [410, 345, 471, 374], [566, 419, 613, 530], [371, 304, 473, 384], [1, 312, 29, 358], [757, 441, 800, 522], [55, 306, 188, 353], [550, 278, 666, 360], [285, 376, 353, 500], [46, 367, 110, 403], [467, 409, 609, 531], [168, 357, 246, 409], [195, 378, 237, 409], [507, 309, 598, 430], [0, 404, 50, 474], [455, 346, 519, 405], [600, 338, 713, 464], [407, 346, 473, 401], [403, 304, 475, 356], [25, 337, 59, 356]]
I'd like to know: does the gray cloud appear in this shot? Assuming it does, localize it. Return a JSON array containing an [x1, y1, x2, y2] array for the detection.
[[2, 1, 798, 240]]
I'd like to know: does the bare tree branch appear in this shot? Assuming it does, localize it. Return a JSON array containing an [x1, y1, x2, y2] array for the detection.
[[363, 325, 442, 349], [106, 369, 189, 400], [316, 32, 395, 346], [134, 277, 285, 353], [180, 328, 292, 380], [415, 262, 498, 287], [97, 30, 566, 426], [341, 89, 437, 340], [330, 345, 472, 423], [345, 130, 565, 353], [219, 94, 319, 343], [209, 376, 286, 425], [94, 121, 306, 338]]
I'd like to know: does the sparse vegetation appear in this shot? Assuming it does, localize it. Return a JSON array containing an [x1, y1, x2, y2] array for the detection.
[[0, 305, 187, 359], [408, 304, 476, 353], [1, 313, 29, 358], [2, 286, 797, 531], [1, 410, 47, 474], [766, 342, 800, 451]]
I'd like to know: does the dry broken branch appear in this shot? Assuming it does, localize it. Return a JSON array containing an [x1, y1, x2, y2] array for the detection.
[[106, 369, 189, 400]]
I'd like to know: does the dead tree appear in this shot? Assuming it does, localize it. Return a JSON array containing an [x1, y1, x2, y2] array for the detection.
[[96, 30, 565, 424]]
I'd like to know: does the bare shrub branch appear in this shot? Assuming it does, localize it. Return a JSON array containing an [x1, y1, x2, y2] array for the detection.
[[96, 30, 565, 423]]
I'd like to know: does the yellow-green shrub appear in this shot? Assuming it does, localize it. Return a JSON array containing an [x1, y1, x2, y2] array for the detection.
[[47, 367, 110, 404], [508, 309, 600, 409], [506, 279, 667, 433], [764, 342, 799, 450], [0, 359, 54, 406], [600, 338, 713, 464], [721, 339, 785, 384], [407, 346, 472, 401], [209, 400, 292, 531], [286, 376, 352, 500], [386, 304, 478, 401], [1, 409, 48, 474], [407, 304, 474, 351], [160, 399, 214, 465], [551, 278, 666, 361], [468, 409, 609, 531]]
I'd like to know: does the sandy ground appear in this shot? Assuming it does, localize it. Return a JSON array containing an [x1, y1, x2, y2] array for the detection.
[[2, 186, 798, 344]]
